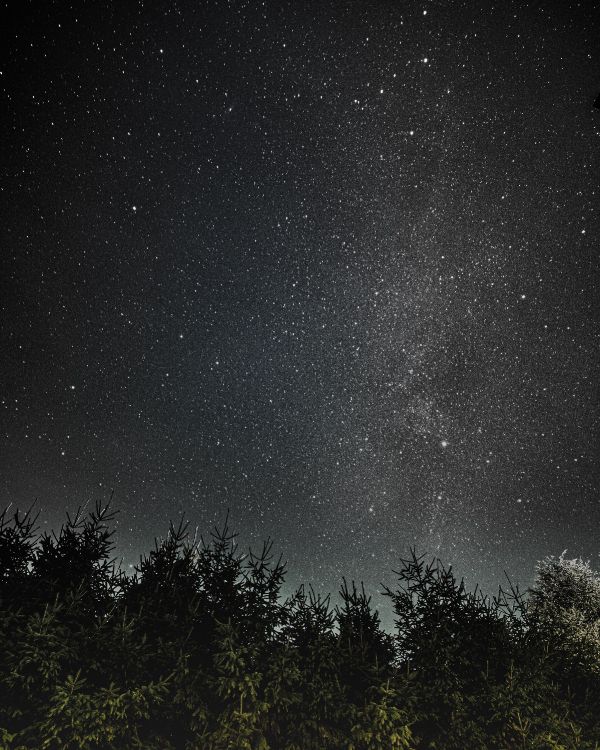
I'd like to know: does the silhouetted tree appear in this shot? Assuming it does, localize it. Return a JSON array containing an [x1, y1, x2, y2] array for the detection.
[[1, 503, 600, 749]]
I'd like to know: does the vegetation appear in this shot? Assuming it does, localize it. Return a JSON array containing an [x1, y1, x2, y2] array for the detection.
[[1, 502, 599, 749]]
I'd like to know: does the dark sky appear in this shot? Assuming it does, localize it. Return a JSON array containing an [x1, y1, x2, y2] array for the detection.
[[2, 0, 599, 621]]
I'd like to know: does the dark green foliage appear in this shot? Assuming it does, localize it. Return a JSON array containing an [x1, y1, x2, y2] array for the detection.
[[1, 505, 599, 749]]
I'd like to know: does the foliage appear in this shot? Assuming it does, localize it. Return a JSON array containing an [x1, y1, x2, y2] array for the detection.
[[0, 503, 599, 748]]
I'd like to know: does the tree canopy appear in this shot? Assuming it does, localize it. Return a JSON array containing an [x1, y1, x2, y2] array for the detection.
[[1, 502, 599, 749]]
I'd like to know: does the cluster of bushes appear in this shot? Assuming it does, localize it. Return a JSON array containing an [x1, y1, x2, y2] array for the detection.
[[1, 502, 599, 749]]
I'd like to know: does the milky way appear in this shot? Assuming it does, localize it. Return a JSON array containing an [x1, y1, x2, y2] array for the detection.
[[1, 0, 598, 622]]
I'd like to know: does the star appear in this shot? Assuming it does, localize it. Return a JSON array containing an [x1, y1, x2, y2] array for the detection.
[[2, 0, 596, 639]]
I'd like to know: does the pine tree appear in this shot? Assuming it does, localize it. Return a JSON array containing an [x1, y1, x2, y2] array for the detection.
[[2, 502, 600, 749], [348, 681, 414, 750], [208, 619, 268, 750]]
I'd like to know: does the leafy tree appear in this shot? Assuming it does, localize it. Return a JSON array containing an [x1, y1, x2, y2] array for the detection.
[[528, 555, 600, 685]]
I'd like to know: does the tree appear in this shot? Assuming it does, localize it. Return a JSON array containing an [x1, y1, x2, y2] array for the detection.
[[527, 554, 600, 698], [1, 501, 599, 749]]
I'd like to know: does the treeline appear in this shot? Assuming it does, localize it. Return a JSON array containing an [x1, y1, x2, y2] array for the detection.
[[1, 503, 600, 749]]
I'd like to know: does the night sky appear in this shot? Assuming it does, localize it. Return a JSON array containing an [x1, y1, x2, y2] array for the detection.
[[2, 0, 599, 621]]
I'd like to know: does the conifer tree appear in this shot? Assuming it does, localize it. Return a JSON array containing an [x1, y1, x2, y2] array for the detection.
[[1, 502, 599, 749]]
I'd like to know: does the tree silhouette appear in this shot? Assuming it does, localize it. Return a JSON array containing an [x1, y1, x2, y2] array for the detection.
[[1, 503, 600, 749]]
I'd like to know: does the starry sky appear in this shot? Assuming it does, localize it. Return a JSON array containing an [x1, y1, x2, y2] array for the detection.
[[2, 0, 599, 621]]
